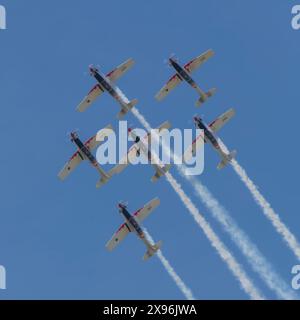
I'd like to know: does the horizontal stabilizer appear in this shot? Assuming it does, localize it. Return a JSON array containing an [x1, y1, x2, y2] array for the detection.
[[96, 168, 115, 188], [151, 164, 171, 182], [195, 88, 216, 107], [157, 121, 171, 132], [117, 98, 138, 119], [143, 240, 162, 261], [217, 150, 237, 170]]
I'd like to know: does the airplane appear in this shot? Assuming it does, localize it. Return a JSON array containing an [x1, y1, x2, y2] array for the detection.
[[77, 58, 138, 119], [58, 125, 114, 187], [105, 121, 172, 185], [155, 49, 216, 107], [106, 198, 162, 261], [184, 108, 237, 169]]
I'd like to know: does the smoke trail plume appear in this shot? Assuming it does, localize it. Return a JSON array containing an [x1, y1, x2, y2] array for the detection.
[[184, 173, 297, 299], [218, 141, 300, 261], [165, 135, 296, 299], [231, 159, 300, 260], [164, 172, 264, 300], [144, 229, 195, 300]]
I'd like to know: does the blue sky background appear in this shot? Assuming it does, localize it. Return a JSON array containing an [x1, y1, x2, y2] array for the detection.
[[0, 0, 299, 299]]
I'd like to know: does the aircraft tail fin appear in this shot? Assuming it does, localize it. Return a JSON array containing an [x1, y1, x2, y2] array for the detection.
[[117, 98, 138, 119], [217, 150, 237, 170], [143, 240, 162, 261], [127, 98, 138, 109], [151, 164, 171, 183], [163, 163, 172, 173], [96, 170, 112, 188], [195, 88, 216, 107]]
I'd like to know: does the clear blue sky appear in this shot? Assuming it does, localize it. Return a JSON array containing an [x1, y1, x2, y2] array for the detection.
[[0, 0, 299, 299]]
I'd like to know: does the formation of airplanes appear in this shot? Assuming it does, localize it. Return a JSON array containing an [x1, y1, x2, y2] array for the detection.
[[59, 50, 237, 260]]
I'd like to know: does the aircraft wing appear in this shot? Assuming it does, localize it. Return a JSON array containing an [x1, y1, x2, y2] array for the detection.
[[76, 84, 104, 112], [183, 132, 205, 162], [109, 144, 139, 175], [85, 124, 113, 151], [58, 151, 83, 180], [209, 108, 235, 133], [106, 58, 135, 83], [184, 49, 214, 73], [157, 120, 171, 131], [133, 198, 160, 223], [106, 223, 131, 251], [155, 74, 182, 101]]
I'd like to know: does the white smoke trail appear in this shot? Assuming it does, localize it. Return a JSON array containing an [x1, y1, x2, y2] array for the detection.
[[183, 172, 297, 299], [130, 107, 264, 300], [164, 172, 264, 300], [144, 229, 195, 300], [219, 142, 300, 261], [165, 134, 296, 299], [231, 159, 300, 260]]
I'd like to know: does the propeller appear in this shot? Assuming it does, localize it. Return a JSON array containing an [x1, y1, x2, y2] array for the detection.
[[118, 200, 128, 210], [192, 114, 202, 126], [169, 52, 176, 59], [164, 53, 176, 67]]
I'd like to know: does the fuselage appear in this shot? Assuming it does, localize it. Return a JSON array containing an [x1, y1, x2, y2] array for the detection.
[[90, 67, 123, 104], [169, 58, 198, 89], [119, 205, 150, 245], [194, 117, 223, 154], [130, 131, 165, 175], [71, 133, 97, 166], [132, 133, 151, 161]]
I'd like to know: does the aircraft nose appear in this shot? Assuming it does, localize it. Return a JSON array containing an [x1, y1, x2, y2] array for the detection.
[[89, 65, 96, 73]]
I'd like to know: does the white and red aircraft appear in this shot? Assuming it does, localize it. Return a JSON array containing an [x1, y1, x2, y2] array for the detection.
[[106, 198, 162, 261], [155, 49, 216, 106], [106, 121, 172, 185], [184, 108, 236, 169], [58, 125, 114, 187], [77, 58, 137, 118]]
